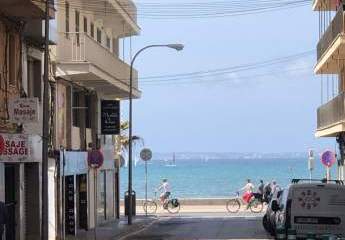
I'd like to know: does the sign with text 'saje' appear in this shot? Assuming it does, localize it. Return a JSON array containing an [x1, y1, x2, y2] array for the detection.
[[101, 100, 120, 135], [0, 134, 30, 162]]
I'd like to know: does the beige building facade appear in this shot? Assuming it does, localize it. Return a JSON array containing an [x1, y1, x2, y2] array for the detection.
[[313, 0, 345, 180], [51, 0, 140, 238], [0, 1, 55, 240]]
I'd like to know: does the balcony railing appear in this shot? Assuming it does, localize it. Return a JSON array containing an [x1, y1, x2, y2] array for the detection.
[[317, 6, 345, 60], [317, 92, 345, 129], [58, 32, 137, 89]]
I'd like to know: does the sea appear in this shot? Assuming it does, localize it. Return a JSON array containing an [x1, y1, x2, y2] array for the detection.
[[120, 157, 338, 199]]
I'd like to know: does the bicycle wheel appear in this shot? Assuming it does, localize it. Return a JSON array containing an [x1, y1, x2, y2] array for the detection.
[[249, 199, 263, 213], [167, 200, 180, 214], [143, 201, 157, 214], [226, 199, 241, 213]]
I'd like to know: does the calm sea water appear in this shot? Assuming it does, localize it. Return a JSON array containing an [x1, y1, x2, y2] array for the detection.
[[120, 158, 337, 199]]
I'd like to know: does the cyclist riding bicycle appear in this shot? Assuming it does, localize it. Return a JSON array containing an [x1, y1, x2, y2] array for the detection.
[[240, 179, 255, 204], [157, 178, 171, 206]]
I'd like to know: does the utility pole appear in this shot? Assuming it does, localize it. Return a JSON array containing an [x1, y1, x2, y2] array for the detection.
[[42, 0, 50, 239]]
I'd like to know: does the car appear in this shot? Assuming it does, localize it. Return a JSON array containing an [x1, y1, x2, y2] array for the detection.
[[262, 189, 284, 236], [270, 179, 345, 238]]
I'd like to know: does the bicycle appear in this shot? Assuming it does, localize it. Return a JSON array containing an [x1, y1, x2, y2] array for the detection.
[[143, 192, 181, 214], [226, 192, 263, 213]]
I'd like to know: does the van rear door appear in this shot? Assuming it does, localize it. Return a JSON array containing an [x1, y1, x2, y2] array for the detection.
[[290, 184, 345, 236]]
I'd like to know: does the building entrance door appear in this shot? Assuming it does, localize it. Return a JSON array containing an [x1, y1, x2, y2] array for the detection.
[[5, 164, 17, 240]]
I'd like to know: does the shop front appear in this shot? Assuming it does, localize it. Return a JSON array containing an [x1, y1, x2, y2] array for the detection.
[[0, 133, 42, 240]]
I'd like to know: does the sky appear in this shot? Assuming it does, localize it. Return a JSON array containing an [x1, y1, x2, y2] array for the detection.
[[121, 1, 335, 153]]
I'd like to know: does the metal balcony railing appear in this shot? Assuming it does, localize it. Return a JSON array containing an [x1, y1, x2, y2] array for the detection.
[[317, 6, 345, 60], [317, 92, 345, 129], [59, 32, 137, 89]]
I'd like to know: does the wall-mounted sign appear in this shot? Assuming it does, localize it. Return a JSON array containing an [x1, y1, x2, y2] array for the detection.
[[65, 175, 76, 235], [87, 150, 104, 168], [8, 98, 39, 123], [0, 134, 30, 162], [101, 100, 120, 135]]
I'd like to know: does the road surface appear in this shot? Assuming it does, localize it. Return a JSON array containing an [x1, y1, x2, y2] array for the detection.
[[120, 213, 273, 240]]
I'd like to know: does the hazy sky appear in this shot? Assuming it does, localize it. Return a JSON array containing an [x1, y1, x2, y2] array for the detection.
[[122, 1, 334, 153]]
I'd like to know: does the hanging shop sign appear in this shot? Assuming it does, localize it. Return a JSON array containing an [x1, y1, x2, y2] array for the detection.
[[88, 150, 104, 168], [101, 100, 120, 135], [0, 134, 30, 162], [321, 150, 336, 167], [8, 98, 39, 123]]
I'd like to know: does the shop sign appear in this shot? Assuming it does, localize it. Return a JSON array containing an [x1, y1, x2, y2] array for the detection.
[[101, 100, 120, 135], [0, 134, 30, 162], [65, 175, 76, 235], [8, 98, 39, 123]]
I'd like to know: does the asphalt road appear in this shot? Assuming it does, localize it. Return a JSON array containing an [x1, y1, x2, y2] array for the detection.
[[121, 213, 273, 240]]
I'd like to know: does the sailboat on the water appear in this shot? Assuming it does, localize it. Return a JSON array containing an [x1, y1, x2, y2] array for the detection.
[[165, 153, 177, 167]]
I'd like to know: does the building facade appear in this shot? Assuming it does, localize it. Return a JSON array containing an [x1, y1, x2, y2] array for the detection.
[[313, 0, 345, 180], [0, 1, 55, 240], [51, 0, 140, 238]]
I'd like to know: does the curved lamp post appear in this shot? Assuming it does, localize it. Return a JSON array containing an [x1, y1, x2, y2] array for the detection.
[[128, 44, 184, 224]]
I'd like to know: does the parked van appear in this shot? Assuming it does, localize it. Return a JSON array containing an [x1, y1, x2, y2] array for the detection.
[[270, 179, 345, 238]]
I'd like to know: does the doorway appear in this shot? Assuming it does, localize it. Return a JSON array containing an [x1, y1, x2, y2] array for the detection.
[[77, 174, 87, 230], [5, 164, 17, 240]]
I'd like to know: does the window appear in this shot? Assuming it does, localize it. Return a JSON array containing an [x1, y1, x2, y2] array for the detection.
[[72, 91, 80, 127], [106, 36, 110, 49], [75, 11, 80, 32], [90, 22, 94, 38], [8, 34, 16, 86], [65, 2, 69, 37], [83, 17, 87, 33], [85, 95, 91, 129], [27, 58, 42, 101], [96, 28, 102, 43], [112, 38, 119, 56], [75, 11, 80, 44], [97, 170, 106, 223]]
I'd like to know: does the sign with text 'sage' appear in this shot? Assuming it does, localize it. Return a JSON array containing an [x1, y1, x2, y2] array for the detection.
[[9, 98, 39, 123], [101, 100, 120, 135]]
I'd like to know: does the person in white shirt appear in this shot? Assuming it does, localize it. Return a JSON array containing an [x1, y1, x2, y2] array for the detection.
[[240, 179, 255, 193], [157, 179, 171, 204], [240, 179, 255, 204]]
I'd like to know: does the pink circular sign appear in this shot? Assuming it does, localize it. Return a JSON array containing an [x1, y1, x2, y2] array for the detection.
[[321, 150, 336, 167], [88, 150, 104, 168]]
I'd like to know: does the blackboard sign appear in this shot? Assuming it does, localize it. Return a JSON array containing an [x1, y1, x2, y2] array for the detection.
[[65, 176, 76, 235], [101, 100, 120, 135]]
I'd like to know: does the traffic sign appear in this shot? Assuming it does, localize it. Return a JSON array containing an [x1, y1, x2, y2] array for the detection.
[[88, 150, 104, 168], [321, 150, 336, 167], [140, 148, 152, 161]]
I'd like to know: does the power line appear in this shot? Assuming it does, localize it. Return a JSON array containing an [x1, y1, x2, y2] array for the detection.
[[37, 0, 311, 19]]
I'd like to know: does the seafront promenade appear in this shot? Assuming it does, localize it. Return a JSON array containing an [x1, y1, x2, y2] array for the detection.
[[120, 198, 267, 215]]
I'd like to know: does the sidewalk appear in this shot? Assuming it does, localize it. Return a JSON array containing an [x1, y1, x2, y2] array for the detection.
[[66, 215, 157, 240]]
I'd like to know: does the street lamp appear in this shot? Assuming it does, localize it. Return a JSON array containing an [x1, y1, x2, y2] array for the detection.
[[127, 44, 184, 225]]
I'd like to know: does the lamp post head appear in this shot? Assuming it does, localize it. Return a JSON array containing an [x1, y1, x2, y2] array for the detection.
[[166, 44, 184, 51]]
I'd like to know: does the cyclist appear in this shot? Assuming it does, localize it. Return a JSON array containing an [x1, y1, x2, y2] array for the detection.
[[157, 178, 171, 206], [240, 179, 255, 205]]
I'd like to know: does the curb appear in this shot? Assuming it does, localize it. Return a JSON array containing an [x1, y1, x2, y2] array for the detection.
[[114, 217, 159, 240]]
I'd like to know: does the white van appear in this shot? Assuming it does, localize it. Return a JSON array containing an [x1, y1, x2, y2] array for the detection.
[[271, 179, 345, 238]]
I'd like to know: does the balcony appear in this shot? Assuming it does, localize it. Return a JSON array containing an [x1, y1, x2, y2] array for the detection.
[[56, 32, 140, 99], [316, 92, 345, 137], [315, 6, 345, 74], [0, 0, 55, 19], [313, 0, 339, 11]]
